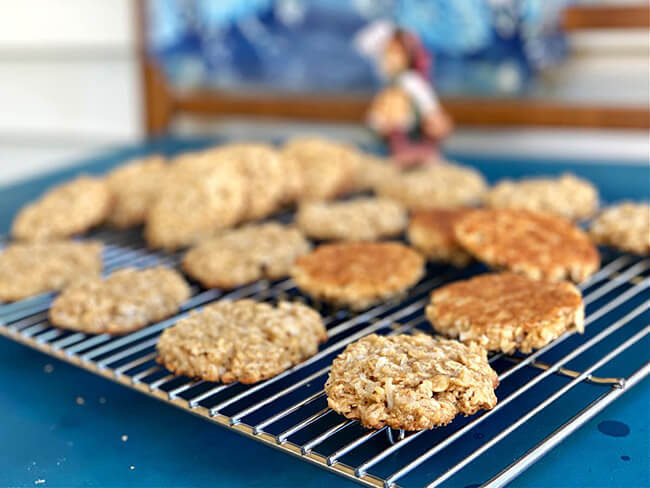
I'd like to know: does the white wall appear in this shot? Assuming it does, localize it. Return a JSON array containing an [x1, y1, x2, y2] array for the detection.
[[0, 0, 142, 185]]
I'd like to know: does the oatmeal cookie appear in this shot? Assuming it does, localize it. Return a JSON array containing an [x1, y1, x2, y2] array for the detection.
[[295, 197, 407, 242], [156, 299, 327, 384], [282, 137, 362, 200], [590, 203, 650, 255], [325, 333, 498, 430], [182, 223, 312, 289], [145, 162, 247, 250], [454, 209, 600, 282], [485, 174, 598, 220], [12, 176, 111, 241], [278, 152, 305, 204], [352, 154, 400, 193], [427, 273, 584, 353], [291, 242, 425, 310], [49, 267, 190, 334], [376, 162, 487, 210], [105, 155, 168, 228], [407, 208, 474, 267], [205, 143, 285, 220], [0, 241, 102, 302]]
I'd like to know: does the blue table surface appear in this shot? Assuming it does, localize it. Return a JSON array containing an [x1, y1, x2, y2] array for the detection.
[[0, 137, 648, 488]]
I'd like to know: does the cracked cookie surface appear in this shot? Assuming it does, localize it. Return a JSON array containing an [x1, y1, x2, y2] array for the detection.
[[427, 272, 584, 353], [454, 209, 600, 282], [291, 242, 424, 310]]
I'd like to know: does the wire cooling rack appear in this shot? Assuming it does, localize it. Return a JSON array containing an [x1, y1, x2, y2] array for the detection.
[[0, 227, 648, 488]]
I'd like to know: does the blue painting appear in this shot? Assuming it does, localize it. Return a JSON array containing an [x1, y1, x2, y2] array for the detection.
[[147, 0, 569, 97]]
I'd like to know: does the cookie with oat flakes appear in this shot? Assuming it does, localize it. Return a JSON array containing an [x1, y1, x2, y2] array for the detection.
[[156, 299, 327, 384], [12, 176, 111, 241], [295, 197, 407, 242], [0, 241, 102, 302], [49, 267, 190, 334], [105, 155, 168, 228], [376, 162, 486, 210], [485, 173, 598, 220], [590, 202, 650, 255], [282, 136, 362, 200], [325, 333, 498, 430], [182, 223, 311, 289]]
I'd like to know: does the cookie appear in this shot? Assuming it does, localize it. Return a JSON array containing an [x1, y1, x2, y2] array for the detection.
[[145, 162, 247, 250], [205, 143, 285, 220], [291, 242, 425, 310], [0, 241, 102, 302], [282, 137, 362, 200], [105, 155, 168, 228], [295, 197, 407, 242], [590, 203, 650, 255], [156, 299, 327, 384], [11, 176, 111, 241], [485, 173, 598, 220], [376, 162, 487, 210], [49, 267, 190, 334], [182, 223, 312, 289], [454, 209, 600, 282], [352, 154, 400, 193], [325, 333, 498, 430], [426, 273, 584, 353], [407, 208, 474, 267], [277, 152, 305, 204]]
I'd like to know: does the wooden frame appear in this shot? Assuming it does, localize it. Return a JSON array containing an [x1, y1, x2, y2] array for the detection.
[[136, 2, 650, 135]]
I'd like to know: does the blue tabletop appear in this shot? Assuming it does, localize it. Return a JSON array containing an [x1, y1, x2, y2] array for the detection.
[[0, 137, 648, 488]]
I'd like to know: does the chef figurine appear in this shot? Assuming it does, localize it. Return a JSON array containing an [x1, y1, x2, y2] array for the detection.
[[355, 20, 453, 167]]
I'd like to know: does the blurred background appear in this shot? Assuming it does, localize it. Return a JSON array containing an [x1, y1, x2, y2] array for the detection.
[[0, 0, 648, 185]]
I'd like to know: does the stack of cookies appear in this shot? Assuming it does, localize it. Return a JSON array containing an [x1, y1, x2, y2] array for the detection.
[[5, 135, 648, 435]]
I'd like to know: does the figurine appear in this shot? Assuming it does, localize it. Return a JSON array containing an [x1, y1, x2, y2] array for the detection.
[[355, 20, 453, 167]]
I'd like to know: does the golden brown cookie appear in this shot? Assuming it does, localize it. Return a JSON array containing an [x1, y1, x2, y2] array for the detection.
[[590, 203, 650, 255], [105, 155, 168, 228], [282, 137, 362, 200], [454, 209, 600, 282], [291, 242, 425, 310], [426, 273, 584, 353], [145, 162, 247, 250], [0, 241, 102, 302], [295, 197, 407, 242], [485, 173, 598, 220], [407, 208, 474, 267], [49, 267, 190, 334], [11, 176, 111, 241], [376, 162, 487, 210], [325, 333, 498, 430], [182, 223, 311, 289], [156, 299, 327, 384]]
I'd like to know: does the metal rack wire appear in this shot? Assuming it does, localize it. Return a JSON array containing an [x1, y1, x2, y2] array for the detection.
[[0, 228, 648, 488]]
